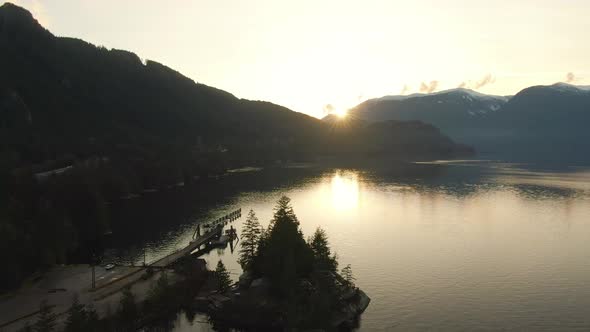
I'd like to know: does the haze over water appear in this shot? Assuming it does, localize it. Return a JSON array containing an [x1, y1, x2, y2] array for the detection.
[[106, 161, 590, 331]]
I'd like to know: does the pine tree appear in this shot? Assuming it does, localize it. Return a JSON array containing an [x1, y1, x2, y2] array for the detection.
[[341, 264, 355, 288], [259, 196, 314, 297], [64, 295, 87, 332], [149, 271, 170, 300], [84, 304, 100, 332], [215, 260, 232, 292], [117, 286, 137, 328], [33, 300, 56, 332], [146, 271, 177, 315], [251, 227, 268, 275], [270, 196, 299, 230], [238, 209, 262, 270], [309, 227, 338, 273]]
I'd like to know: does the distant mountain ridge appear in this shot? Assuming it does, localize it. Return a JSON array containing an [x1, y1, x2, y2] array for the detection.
[[375, 88, 510, 103], [345, 83, 590, 163], [0, 2, 471, 176], [0, 2, 328, 166]]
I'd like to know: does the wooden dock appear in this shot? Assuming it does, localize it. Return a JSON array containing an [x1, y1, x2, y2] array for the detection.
[[0, 210, 242, 330], [150, 224, 224, 267], [149, 208, 241, 267]]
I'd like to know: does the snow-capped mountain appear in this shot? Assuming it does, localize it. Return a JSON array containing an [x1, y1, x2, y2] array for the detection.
[[377, 88, 509, 103], [337, 84, 590, 163], [360, 88, 509, 119], [347, 88, 510, 144]]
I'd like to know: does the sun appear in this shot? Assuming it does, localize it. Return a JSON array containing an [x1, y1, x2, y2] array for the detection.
[[334, 109, 348, 118]]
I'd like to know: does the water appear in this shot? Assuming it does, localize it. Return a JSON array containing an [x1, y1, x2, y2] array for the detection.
[[105, 161, 590, 331]]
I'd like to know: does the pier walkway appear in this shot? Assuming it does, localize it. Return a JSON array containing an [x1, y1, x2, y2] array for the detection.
[[150, 208, 241, 267], [150, 224, 223, 267]]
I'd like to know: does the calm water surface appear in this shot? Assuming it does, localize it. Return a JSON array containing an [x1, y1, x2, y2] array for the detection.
[[106, 161, 590, 331]]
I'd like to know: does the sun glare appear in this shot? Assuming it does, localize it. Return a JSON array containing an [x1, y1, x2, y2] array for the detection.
[[335, 109, 348, 118], [331, 171, 359, 212]]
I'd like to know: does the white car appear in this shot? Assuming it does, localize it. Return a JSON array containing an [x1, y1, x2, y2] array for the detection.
[[104, 264, 115, 270]]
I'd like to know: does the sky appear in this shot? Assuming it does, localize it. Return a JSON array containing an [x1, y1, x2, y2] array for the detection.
[[4, 0, 590, 118]]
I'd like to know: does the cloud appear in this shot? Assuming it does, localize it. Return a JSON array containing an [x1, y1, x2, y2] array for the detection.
[[419, 81, 438, 93], [323, 104, 335, 115], [565, 72, 576, 83], [400, 84, 410, 95], [457, 82, 467, 88], [473, 74, 496, 89]]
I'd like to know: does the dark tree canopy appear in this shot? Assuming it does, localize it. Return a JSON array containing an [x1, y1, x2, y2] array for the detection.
[[117, 286, 138, 329], [64, 295, 100, 332], [234, 197, 361, 329], [309, 227, 338, 274], [215, 260, 232, 292], [256, 197, 314, 297], [238, 209, 262, 270], [33, 300, 57, 332], [341, 264, 356, 288]]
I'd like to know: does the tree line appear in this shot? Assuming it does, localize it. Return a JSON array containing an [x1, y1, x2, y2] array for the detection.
[[226, 196, 356, 329]]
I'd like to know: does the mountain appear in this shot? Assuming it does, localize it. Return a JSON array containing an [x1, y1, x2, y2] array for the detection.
[[348, 84, 590, 163], [322, 115, 474, 160], [0, 3, 476, 290], [349, 88, 509, 143], [496, 83, 590, 136], [0, 2, 327, 168], [489, 83, 590, 162], [0, 2, 474, 174]]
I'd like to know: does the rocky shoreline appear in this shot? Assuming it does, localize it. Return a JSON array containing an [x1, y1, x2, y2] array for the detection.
[[194, 272, 371, 331]]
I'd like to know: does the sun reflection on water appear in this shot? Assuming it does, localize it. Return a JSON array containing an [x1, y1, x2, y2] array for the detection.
[[331, 171, 360, 211]]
